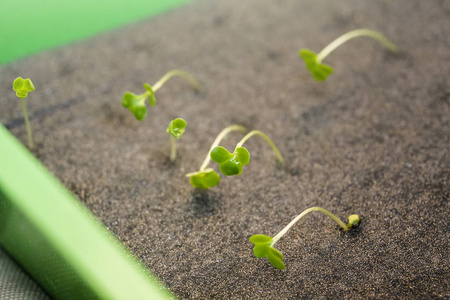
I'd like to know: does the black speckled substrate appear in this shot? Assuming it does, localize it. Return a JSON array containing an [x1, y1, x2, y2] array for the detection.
[[1, 0, 449, 298]]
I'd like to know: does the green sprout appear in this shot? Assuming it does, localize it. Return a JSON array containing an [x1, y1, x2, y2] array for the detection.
[[122, 70, 201, 120], [299, 29, 398, 81], [167, 118, 187, 162], [210, 130, 284, 176], [186, 125, 247, 189], [13, 77, 35, 149], [250, 207, 361, 270]]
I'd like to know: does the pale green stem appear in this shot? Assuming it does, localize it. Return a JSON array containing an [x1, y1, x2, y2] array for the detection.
[[152, 70, 202, 92], [236, 130, 284, 164], [170, 135, 177, 162], [198, 125, 247, 171], [21, 98, 34, 149], [136, 94, 147, 104], [271, 207, 349, 247], [316, 29, 398, 63]]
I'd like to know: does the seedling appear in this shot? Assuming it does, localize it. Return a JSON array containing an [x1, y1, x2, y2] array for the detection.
[[210, 130, 284, 176], [167, 118, 187, 162], [186, 125, 246, 189], [299, 29, 398, 81], [249, 207, 360, 270], [122, 70, 201, 120], [13, 77, 35, 148]]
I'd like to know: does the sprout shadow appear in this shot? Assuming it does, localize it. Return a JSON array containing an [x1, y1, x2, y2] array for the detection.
[[189, 190, 222, 217], [340, 216, 363, 239]]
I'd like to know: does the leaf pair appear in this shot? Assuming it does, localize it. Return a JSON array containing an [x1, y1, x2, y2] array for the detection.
[[210, 146, 250, 176], [299, 49, 333, 81], [13, 77, 35, 98], [121, 84, 156, 121], [249, 235, 285, 270], [167, 118, 187, 139], [186, 168, 221, 189]]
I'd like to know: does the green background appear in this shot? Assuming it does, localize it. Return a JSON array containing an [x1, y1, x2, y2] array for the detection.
[[0, 0, 191, 65]]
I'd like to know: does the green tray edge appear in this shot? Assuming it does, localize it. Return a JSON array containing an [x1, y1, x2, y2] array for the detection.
[[0, 125, 173, 300]]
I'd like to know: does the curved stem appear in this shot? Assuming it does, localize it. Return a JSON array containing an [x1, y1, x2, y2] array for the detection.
[[137, 93, 148, 104], [152, 70, 202, 92], [271, 207, 349, 247], [199, 125, 247, 171], [21, 98, 34, 149], [316, 29, 398, 63], [170, 135, 177, 161], [236, 130, 284, 164]]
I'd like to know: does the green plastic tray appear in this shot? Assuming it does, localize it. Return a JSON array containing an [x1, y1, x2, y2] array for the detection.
[[0, 125, 172, 299]]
